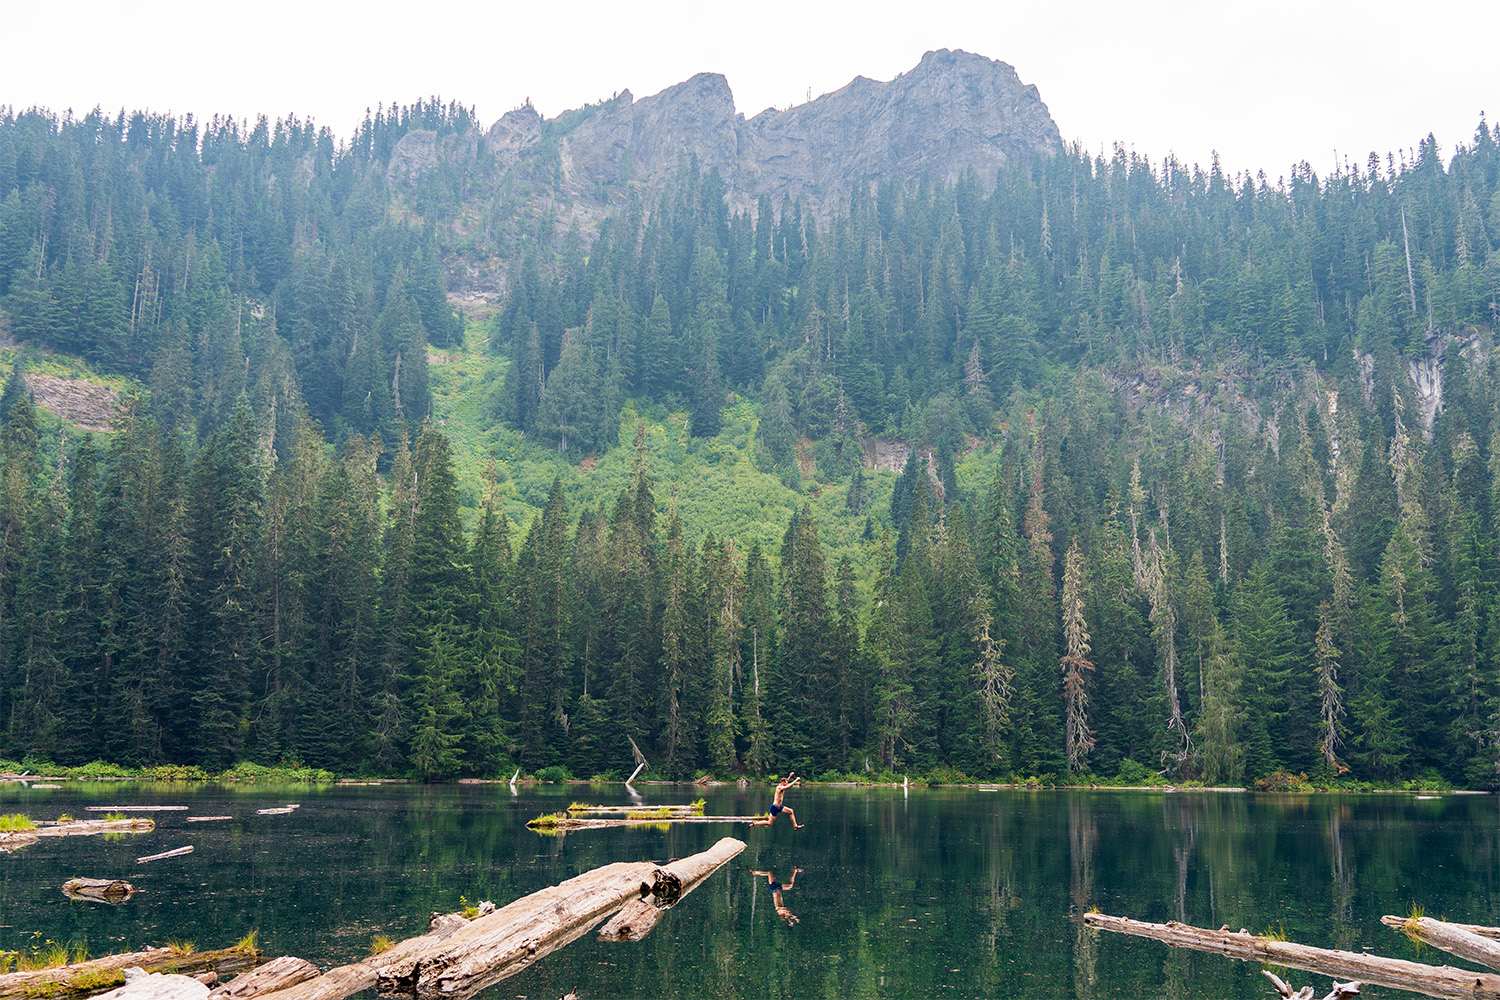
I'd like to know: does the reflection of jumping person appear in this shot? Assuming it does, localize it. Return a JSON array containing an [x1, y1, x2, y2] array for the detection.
[[749, 771, 804, 828], [750, 867, 802, 925]]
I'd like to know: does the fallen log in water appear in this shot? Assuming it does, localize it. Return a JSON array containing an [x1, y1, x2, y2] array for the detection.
[[1084, 912, 1500, 1000], [565, 801, 704, 815], [1, 819, 154, 850], [87, 803, 190, 815], [528, 813, 762, 831], [596, 845, 741, 943], [62, 878, 137, 903], [208, 958, 321, 999], [137, 846, 194, 863], [376, 837, 744, 1000], [1382, 915, 1500, 971], [255, 807, 299, 816], [243, 911, 474, 1000], [187, 816, 233, 823], [0, 944, 261, 1000]]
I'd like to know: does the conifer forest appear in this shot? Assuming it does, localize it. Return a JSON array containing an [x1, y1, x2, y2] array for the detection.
[[2, 99, 1500, 788]]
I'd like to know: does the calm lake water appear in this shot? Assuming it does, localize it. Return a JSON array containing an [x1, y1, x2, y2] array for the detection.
[[1, 783, 1497, 999]]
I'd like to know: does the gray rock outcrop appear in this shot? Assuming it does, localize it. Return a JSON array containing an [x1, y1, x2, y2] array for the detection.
[[409, 49, 1061, 220]]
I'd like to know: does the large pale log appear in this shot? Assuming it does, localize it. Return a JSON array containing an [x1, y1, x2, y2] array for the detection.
[[1084, 913, 1500, 1000], [529, 814, 762, 831], [0, 819, 155, 848], [208, 958, 321, 999], [86, 806, 188, 812], [378, 837, 745, 1000], [0, 946, 261, 1000], [248, 908, 472, 1000], [137, 846, 193, 864], [1382, 915, 1500, 971], [597, 845, 741, 942]]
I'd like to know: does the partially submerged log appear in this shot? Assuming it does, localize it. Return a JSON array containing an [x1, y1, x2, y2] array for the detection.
[[43, 819, 155, 837], [137, 846, 194, 864], [0, 944, 261, 1000], [208, 958, 321, 999], [62, 878, 137, 903], [244, 911, 473, 1000], [2, 819, 154, 849], [565, 801, 704, 816], [187, 817, 233, 823], [1084, 912, 1500, 1000], [255, 806, 299, 816], [1382, 915, 1500, 971], [597, 846, 739, 943], [528, 813, 761, 832], [87, 803, 190, 815], [374, 836, 745, 1000]]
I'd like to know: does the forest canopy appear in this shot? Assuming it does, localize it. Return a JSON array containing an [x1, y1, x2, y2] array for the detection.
[[0, 101, 1498, 786]]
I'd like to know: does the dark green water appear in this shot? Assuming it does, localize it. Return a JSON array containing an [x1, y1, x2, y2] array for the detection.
[[1, 783, 1497, 999]]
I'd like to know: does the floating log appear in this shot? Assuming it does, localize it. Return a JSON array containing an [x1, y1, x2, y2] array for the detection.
[[565, 802, 704, 815], [529, 813, 763, 831], [86, 806, 189, 812], [255, 806, 299, 815], [1084, 912, 1500, 1000], [137, 846, 194, 864], [62, 878, 137, 903], [208, 958, 321, 999], [375, 837, 745, 1000], [240, 906, 480, 1000], [1, 818, 154, 849], [597, 846, 739, 943], [0, 944, 261, 1000], [187, 816, 233, 823], [1382, 915, 1500, 971]]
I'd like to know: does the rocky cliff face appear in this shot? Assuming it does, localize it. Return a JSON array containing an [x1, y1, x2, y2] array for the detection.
[[393, 49, 1061, 228]]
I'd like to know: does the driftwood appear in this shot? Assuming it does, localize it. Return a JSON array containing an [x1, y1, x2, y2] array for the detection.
[[529, 814, 762, 832], [1084, 912, 1500, 1000], [1, 819, 154, 850], [373, 836, 745, 1000], [240, 913, 472, 1000], [187, 817, 233, 823], [565, 803, 703, 815], [85, 803, 187, 815], [1263, 970, 1361, 999], [0, 945, 261, 1000], [596, 845, 741, 942], [1382, 915, 1500, 971], [137, 846, 194, 864], [208, 958, 321, 999], [255, 807, 299, 816], [112, 840, 744, 1000], [62, 878, 137, 903]]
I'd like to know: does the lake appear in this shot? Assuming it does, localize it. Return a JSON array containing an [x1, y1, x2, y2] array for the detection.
[[1, 783, 1496, 998]]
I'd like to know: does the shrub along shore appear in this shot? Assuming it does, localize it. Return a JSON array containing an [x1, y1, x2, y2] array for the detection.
[[0, 758, 1482, 794]]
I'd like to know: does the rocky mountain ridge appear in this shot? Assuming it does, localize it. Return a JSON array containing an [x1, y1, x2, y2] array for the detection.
[[390, 49, 1061, 227]]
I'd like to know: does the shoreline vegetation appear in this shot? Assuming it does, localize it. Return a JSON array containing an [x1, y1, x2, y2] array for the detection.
[[0, 758, 1482, 795]]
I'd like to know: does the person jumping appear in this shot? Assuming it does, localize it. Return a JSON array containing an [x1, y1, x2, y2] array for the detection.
[[750, 771, 804, 828]]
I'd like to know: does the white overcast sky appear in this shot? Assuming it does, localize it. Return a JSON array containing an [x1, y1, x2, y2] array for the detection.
[[3, 0, 1496, 181]]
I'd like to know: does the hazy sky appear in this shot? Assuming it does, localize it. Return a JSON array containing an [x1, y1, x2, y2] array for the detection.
[[4, 0, 1496, 180]]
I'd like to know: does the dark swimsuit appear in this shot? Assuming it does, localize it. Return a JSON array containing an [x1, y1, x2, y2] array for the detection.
[[769, 802, 784, 816]]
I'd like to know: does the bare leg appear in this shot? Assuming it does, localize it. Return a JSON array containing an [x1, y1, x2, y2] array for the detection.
[[749, 814, 773, 826], [785, 807, 804, 829]]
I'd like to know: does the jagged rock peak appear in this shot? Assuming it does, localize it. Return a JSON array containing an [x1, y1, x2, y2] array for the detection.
[[471, 49, 1061, 219]]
